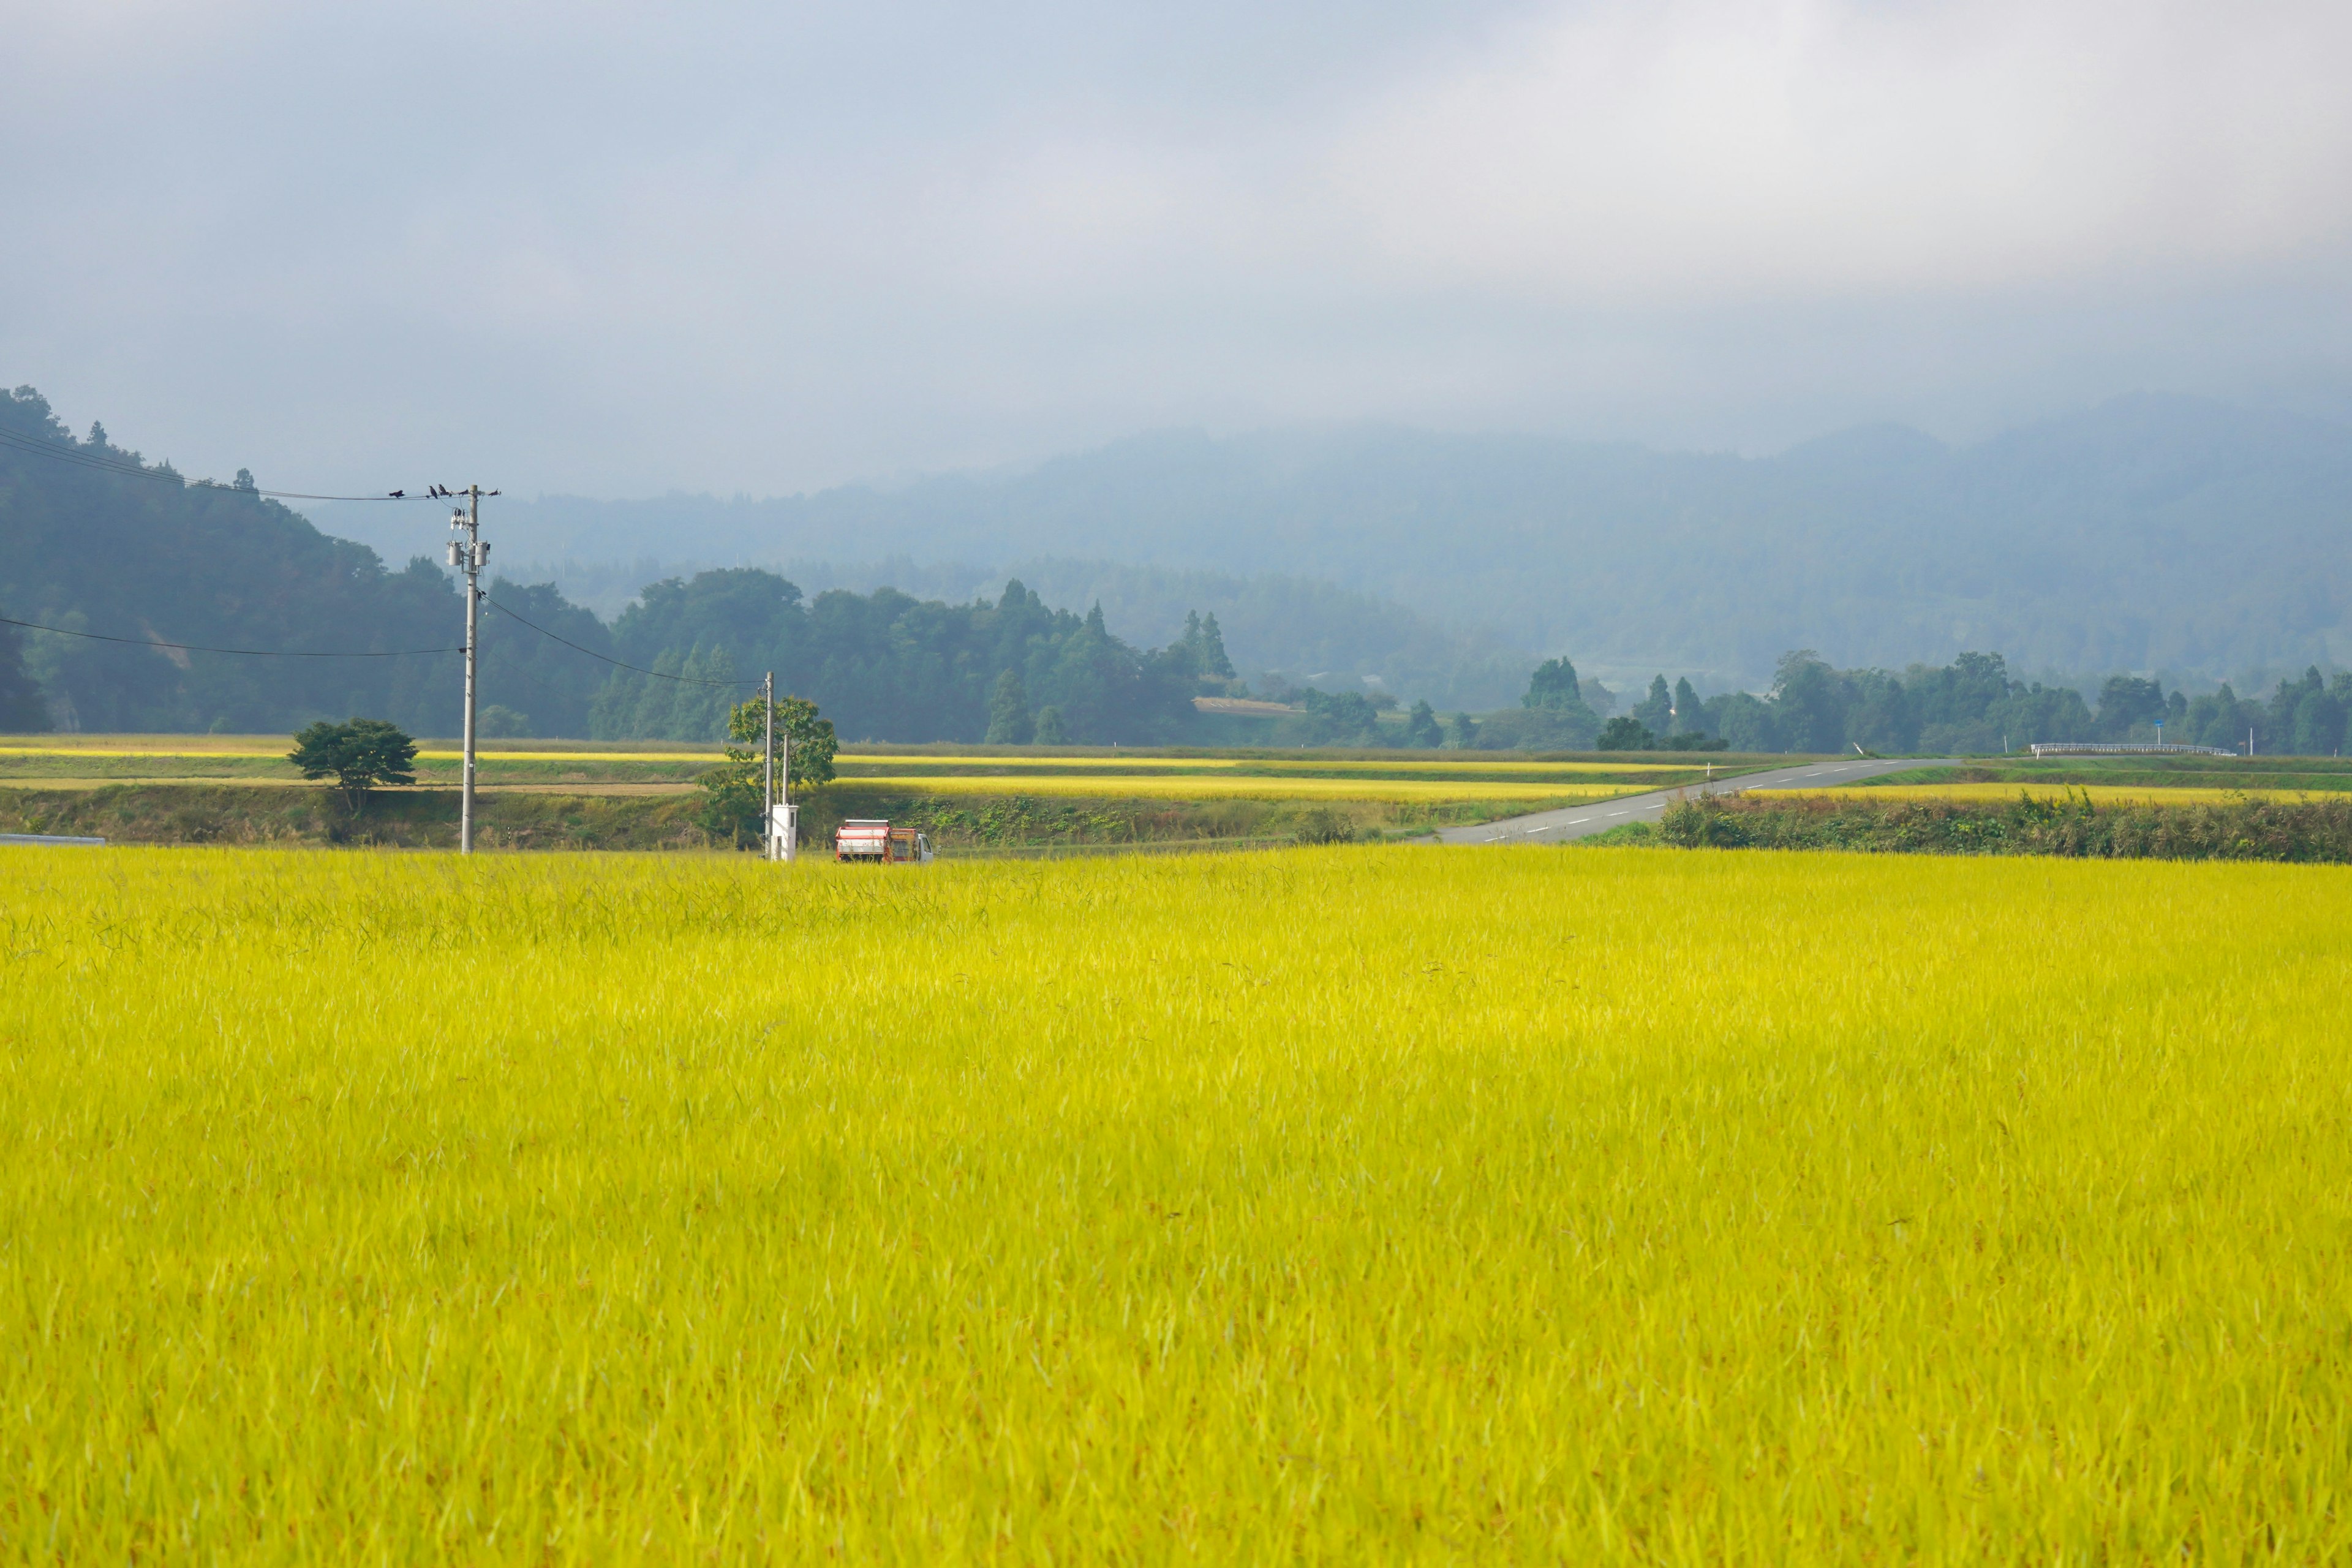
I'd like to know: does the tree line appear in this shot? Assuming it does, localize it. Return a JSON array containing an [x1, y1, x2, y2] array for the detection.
[[580, 571, 1235, 744], [1462, 650, 2347, 756]]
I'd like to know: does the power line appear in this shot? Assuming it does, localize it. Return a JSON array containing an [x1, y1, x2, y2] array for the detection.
[[0, 426, 415, 502], [484, 595, 760, 687], [0, 612, 462, 658]]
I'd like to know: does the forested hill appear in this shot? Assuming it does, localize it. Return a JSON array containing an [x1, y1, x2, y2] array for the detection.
[[0, 386, 462, 734], [0, 386, 1220, 741], [322, 394, 2352, 687]]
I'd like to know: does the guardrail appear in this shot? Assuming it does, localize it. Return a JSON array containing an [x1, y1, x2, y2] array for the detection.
[[2028, 742, 2238, 758], [0, 832, 107, 846]]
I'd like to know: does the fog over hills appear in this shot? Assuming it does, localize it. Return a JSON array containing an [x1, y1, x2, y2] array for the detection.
[[317, 394, 2352, 692]]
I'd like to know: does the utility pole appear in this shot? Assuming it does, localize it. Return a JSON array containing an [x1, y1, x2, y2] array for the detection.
[[442, 484, 496, 854], [762, 670, 775, 860]]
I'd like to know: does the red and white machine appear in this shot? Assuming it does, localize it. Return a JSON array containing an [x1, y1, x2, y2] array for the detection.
[[834, 819, 933, 864]]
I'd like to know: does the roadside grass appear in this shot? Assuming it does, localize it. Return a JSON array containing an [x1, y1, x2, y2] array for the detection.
[[1842, 760, 2352, 793], [1665, 790, 2352, 861], [1758, 783, 2328, 805], [1568, 819, 1662, 846]]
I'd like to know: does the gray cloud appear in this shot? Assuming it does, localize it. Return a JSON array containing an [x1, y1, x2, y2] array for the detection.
[[2, 0, 2348, 501]]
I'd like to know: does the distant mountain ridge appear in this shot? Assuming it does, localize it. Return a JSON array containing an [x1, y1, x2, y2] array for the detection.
[[317, 394, 2352, 687]]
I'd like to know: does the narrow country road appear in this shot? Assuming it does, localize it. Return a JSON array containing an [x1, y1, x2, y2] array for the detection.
[[1433, 757, 1957, 845]]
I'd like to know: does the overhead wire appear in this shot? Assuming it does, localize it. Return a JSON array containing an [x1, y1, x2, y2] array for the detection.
[[0, 424, 415, 502], [4, 424, 749, 684], [483, 596, 760, 687]]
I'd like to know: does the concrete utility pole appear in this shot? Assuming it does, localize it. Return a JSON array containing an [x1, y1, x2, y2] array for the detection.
[[762, 670, 775, 859], [443, 484, 495, 854]]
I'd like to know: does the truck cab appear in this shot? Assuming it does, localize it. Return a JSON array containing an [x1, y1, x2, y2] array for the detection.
[[834, 819, 933, 864]]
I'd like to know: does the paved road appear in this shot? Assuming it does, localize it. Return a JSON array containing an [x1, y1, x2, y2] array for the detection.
[[1433, 758, 1958, 845]]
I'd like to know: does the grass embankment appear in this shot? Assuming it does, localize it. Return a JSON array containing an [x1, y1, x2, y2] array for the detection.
[[6, 846, 2351, 1559], [1667, 789, 2352, 860], [0, 785, 712, 852], [0, 783, 1542, 853]]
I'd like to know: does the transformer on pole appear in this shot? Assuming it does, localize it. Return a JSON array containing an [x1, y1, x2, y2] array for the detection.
[[763, 670, 796, 861], [439, 483, 497, 855]]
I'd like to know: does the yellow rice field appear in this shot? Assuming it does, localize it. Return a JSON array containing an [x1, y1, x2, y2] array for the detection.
[[829, 756, 1702, 777], [1763, 782, 2335, 805], [5, 844, 2350, 1561]]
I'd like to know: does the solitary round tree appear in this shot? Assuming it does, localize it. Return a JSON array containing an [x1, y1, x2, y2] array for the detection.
[[288, 718, 419, 813]]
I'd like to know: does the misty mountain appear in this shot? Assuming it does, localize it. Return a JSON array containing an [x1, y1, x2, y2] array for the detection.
[[318, 394, 2352, 689]]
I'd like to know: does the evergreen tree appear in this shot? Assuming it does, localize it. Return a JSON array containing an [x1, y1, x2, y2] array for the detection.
[[1673, 676, 1703, 733], [1632, 674, 1673, 734], [1771, 651, 1850, 753], [677, 646, 739, 741], [2096, 674, 2169, 739], [1447, 711, 1479, 748], [625, 649, 688, 737], [1183, 611, 1236, 681], [2291, 685, 2345, 756], [1404, 699, 1443, 748], [985, 668, 1033, 744], [629, 645, 741, 741], [0, 625, 48, 732], [1523, 657, 1583, 710], [1033, 705, 1069, 745]]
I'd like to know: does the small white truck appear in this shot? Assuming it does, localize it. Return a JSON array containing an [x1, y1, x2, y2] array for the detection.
[[834, 818, 933, 864]]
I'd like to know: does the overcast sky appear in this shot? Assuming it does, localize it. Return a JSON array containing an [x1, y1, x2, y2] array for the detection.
[[5, 0, 2350, 499]]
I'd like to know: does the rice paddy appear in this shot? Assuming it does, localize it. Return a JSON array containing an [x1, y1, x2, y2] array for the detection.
[[6, 843, 2350, 1561]]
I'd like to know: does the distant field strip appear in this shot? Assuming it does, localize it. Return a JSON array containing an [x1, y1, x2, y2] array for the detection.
[[1760, 783, 2334, 804], [833, 755, 1706, 777], [0, 743, 1703, 777], [842, 774, 1657, 802]]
